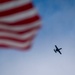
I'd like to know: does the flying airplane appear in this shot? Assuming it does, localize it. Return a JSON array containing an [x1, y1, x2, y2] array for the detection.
[[54, 45, 62, 54]]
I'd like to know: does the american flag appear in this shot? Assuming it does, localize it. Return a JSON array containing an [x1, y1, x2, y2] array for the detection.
[[0, 0, 41, 50]]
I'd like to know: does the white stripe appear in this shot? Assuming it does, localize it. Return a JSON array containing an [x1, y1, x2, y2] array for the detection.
[[0, 30, 37, 40], [0, 39, 31, 48], [0, 0, 31, 11], [0, 8, 37, 22], [0, 20, 41, 31]]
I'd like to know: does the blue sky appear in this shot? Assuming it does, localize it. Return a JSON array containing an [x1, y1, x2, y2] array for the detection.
[[0, 0, 75, 75]]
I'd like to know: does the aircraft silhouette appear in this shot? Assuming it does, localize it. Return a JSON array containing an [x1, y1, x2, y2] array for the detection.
[[54, 45, 62, 54]]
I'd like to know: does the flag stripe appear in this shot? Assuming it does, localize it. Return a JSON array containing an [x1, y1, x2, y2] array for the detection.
[[0, 8, 37, 23], [0, 0, 31, 11], [0, 20, 41, 31], [0, 25, 40, 34], [0, 0, 12, 4], [0, 44, 32, 50], [0, 35, 35, 43], [0, 15, 40, 25], [0, 40, 32, 48], [0, 30, 38, 40], [0, 2, 33, 17]]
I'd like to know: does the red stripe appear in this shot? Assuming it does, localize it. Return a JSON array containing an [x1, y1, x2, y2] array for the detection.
[[0, 25, 40, 34], [0, 15, 40, 25], [0, 44, 32, 50], [0, 3, 33, 17], [22, 44, 32, 50], [0, 44, 9, 48], [0, 35, 35, 43], [0, 0, 12, 4]]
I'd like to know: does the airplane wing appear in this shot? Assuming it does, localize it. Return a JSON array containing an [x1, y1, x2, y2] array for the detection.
[[55, 45, 58, 49], [59, 48, 62, 50], [58, 50, 62, 54]]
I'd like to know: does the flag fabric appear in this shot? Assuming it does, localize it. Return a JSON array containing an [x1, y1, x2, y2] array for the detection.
[[0, 0, 41, 50]]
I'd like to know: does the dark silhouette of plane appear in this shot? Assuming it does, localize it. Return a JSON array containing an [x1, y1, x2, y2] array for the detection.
[[54, 45, 62, 54]]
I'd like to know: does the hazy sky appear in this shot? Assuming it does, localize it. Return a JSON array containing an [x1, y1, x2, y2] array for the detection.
[[0, 0, 75, 75]]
